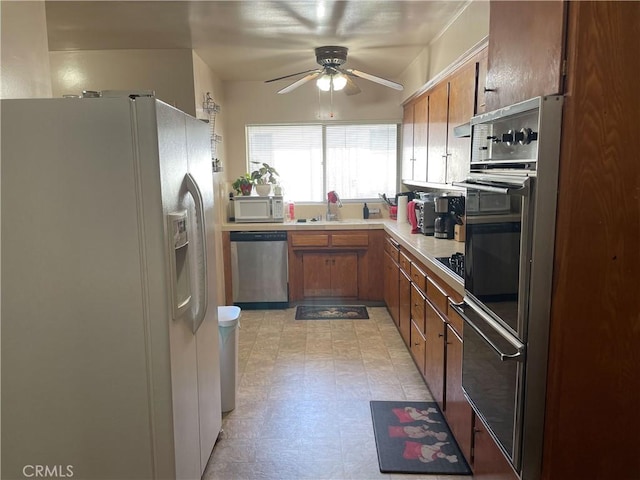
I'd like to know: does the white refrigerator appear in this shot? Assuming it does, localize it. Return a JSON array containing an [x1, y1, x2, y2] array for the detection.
[[1, 94, 222, 479]]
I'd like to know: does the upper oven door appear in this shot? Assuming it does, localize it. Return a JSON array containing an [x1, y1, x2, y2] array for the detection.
[[453, 175, 534, 341]]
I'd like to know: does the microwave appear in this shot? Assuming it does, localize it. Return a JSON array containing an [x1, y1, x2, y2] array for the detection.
[[232, 196, 284, 223]]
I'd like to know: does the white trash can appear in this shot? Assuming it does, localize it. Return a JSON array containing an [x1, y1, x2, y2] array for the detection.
[[217, 306, 241, 413]]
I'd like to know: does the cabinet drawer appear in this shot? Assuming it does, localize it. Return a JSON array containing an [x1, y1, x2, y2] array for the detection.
[[410, 320, 426, 375], [410, 263, 427, 293], [447, 304, 464, 338], [384, 237, 400, 262], [410, 283, 426, 334], [399, 251, 411, 274], [291, 233, 329, 247], [426, 276, 448, 316], [332, 233, 368, 247]]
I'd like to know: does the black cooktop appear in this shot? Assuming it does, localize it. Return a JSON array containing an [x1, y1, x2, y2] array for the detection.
[[435, 253, 464, 279]]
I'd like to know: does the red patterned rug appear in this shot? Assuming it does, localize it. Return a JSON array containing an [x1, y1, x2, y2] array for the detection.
[[370, 401, 472, 475]]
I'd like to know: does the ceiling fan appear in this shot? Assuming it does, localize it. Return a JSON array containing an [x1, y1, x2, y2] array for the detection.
[[265, 46, 404, 95]]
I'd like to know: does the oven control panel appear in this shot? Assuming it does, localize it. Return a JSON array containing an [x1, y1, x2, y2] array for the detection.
[[471, 107, 540, 167]]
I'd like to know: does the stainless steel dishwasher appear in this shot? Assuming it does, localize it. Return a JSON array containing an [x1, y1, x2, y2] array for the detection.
[[229, 231, 289, 309]]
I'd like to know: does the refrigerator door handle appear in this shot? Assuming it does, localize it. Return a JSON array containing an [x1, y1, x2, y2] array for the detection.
[[185, 173, 208, 334]]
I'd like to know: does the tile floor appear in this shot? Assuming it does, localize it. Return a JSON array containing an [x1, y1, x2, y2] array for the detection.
[[203, 307, 473, 480]]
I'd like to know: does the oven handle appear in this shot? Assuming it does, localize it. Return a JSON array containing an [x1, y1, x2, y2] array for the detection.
[[452, 180, 529, 196], [449, 299, 524, 362]]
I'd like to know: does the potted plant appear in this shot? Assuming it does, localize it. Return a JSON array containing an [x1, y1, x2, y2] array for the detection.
[[250, 162, 279, 196], [232, 173, 253, 196]]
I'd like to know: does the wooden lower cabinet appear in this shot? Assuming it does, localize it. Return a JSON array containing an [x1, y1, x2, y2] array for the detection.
[[410, 283, 426, 334], [289, 230, 384, 302], [472, 414, 518, 480], [302, 252, 358, 297], [383, 250, 400, 324], [410, 319, 426, 375], [424, 299, 446, 410], [384, 233, 521, 478], [444, 322, 473, 463], [398, 270, 412, 346]]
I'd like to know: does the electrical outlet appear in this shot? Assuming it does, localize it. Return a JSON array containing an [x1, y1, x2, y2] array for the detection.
[[368, 208, 381, 214]]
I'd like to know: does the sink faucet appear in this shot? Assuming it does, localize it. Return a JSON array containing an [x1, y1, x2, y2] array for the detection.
[[327, 191, 342, 221]]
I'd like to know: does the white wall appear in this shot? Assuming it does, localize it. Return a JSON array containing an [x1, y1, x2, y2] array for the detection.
[[49, 49, 196, 114], [223, 79, 402, 183], [192, 51, 228, 304], [398, 0, 489, 103], [0, 0, 52, 98], [427, 0, 489, 79]]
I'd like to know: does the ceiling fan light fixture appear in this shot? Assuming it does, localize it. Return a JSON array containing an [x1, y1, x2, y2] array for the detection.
[[316, 74, 331, 91], [332, 73, 347, 91]]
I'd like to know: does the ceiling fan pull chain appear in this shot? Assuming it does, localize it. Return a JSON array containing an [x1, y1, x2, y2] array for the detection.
[[330, 85, 335, 118]]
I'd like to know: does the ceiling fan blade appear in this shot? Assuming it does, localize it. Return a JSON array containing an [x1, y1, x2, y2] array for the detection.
[[346, 69, 404, 91], [265, 69, 320, 83], [277, 71, 322, 94], [343, 76, 361, 96]]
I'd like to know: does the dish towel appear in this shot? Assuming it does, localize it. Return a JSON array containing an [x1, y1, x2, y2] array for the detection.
[[407, 200, 419, 233]]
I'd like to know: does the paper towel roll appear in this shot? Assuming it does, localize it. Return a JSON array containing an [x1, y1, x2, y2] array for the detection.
[[397, 195, 408, 224]]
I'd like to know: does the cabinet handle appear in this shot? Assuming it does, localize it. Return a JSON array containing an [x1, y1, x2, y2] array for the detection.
[[483, 87, 496, 92], [438, 333, 444, 338], [332, 259, 335, 265]]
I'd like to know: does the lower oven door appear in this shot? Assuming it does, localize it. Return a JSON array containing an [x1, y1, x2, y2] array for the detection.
[[451, 298, 525, 471]]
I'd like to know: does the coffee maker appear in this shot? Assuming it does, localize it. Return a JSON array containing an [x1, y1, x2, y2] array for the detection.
[[434, 195, 465, 239]]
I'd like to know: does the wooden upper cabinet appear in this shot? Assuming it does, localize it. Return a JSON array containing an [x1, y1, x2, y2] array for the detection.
[[446, 62, 476, 183], [401, 94, 428, 183], [427, 82, 449, 184], [475, 48, 488, 114], [485, 0, 567, 111], [412, 95, 428, 182], [401, 102, 415, 181]]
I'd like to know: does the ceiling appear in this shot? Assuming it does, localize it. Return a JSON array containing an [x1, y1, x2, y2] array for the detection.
[[44, 1, 469, 84]]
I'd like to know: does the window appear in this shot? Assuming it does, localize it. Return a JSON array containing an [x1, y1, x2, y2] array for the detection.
[[246, 123, 398, 202]]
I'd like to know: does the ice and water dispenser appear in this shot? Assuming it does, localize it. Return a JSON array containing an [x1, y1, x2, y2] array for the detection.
[[168, 211, 192, 320]]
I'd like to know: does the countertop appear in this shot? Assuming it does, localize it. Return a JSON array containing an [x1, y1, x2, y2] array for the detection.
[[222, 219, 465, 295]]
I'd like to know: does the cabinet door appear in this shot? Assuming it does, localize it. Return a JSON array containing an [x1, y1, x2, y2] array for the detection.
[[401, 103, 415, 181], [472, 415, 519, 480], [302, 253, 332, 297], [475, 48, 488, 114], [384, 251, 400, 324], [444, 323, 473, 463], [410, 283, 426, 335], [331, 253, 358, 297], [410, 320, 426, 375], [424, 300, 446, 409], [399, 270, 412, 347], [412, 95, 429, 182], [446, 62, 476, 184], [485, 0, 566, 111], [427, 82, 449, 184]]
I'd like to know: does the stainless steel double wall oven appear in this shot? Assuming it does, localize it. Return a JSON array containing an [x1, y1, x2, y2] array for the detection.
[[451, 96, 564, 479]]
